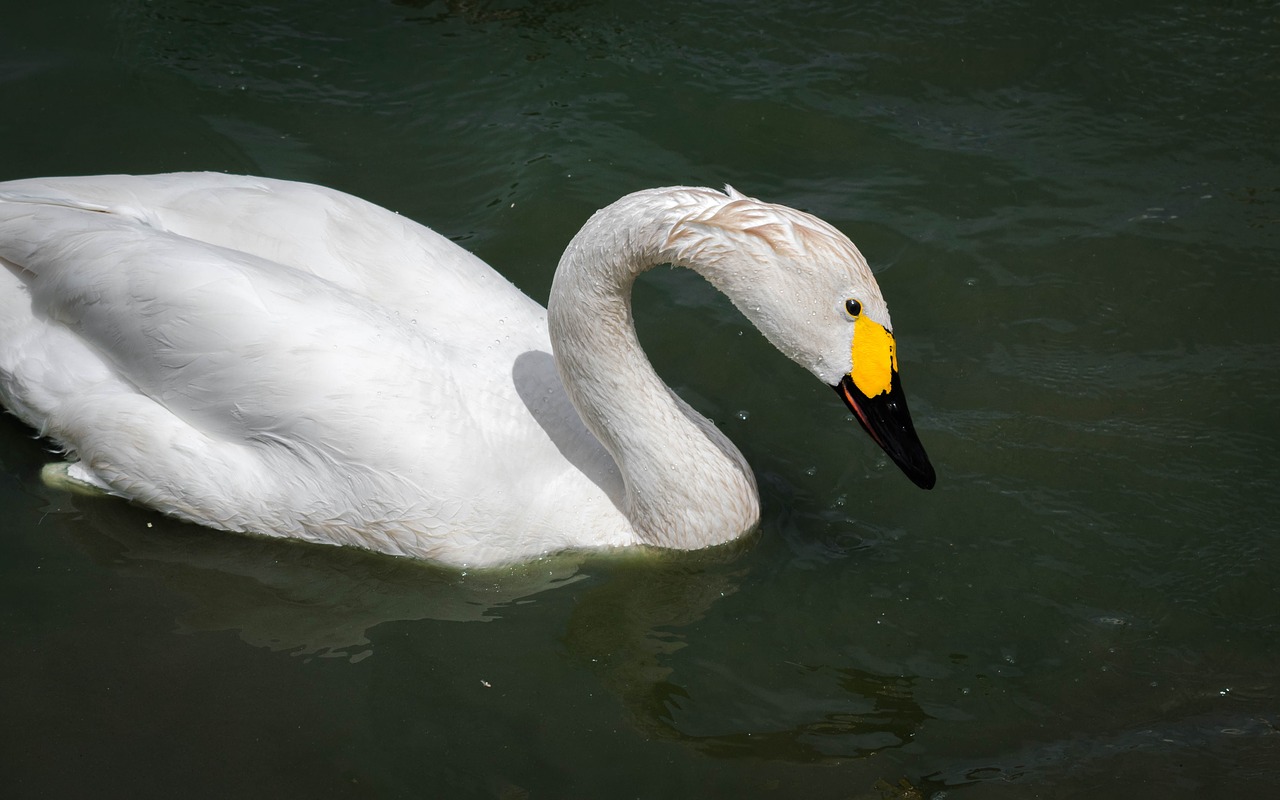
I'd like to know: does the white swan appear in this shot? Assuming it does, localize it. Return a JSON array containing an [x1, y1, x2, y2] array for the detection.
[[0, 173, 934, 567]]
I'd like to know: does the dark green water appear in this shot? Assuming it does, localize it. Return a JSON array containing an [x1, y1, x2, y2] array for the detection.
[[2, 1, 1278, 797]]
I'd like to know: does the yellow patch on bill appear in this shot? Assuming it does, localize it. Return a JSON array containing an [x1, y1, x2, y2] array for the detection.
[[851, 315, 897, 397]]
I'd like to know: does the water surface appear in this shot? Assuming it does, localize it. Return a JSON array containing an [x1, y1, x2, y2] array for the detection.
[[2, 1, 1278, 797]]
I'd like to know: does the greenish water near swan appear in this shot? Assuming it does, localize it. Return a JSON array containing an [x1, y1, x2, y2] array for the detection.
[[2, 1, 1278, 797]]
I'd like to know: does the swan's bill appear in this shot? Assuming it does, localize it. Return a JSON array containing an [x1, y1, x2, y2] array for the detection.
[[834, 372, 936, 490]]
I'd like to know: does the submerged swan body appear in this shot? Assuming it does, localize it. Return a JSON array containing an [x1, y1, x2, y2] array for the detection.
[[0, 173, 934, 567]]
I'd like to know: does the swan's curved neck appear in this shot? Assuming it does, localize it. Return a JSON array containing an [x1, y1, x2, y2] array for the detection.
[[548, 188, 760, 549]]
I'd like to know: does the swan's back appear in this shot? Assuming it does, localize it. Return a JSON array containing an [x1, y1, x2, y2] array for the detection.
[[0, 172, 543, 337]]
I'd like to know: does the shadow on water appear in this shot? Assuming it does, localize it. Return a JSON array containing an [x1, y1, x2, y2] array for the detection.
[[50, 490, 587, 660], [45, 478, 942, 766]]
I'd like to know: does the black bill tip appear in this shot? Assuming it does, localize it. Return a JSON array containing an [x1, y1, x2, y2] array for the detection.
[[834, 373, 936, 490]]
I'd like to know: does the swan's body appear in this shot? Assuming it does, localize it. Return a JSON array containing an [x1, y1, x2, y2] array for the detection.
[[0, 173, 933, 567]]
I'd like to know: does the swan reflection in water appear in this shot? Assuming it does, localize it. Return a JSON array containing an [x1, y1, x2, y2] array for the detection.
[[39, 482, 930, 766]]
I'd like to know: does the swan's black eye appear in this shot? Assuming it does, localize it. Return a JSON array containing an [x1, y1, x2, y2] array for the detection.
[[845, 298, 862, 317]]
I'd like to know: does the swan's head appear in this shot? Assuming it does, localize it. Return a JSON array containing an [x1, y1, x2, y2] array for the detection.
[[665, 187, 936, 489]]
